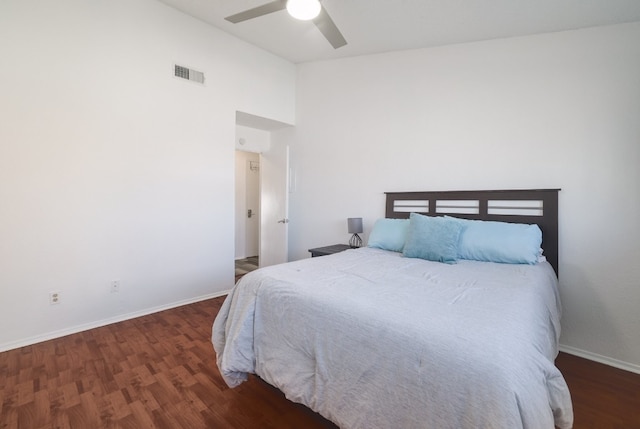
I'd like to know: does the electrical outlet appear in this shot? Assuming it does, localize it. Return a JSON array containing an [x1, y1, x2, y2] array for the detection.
[[49, 291, 60, 305], [110, 280, 120, 293]]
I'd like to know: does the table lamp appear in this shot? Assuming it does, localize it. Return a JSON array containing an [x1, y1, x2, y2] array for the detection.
[[347, 217, 363, 248]]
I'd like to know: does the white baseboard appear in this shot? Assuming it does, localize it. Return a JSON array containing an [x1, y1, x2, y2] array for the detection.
[[6, 301, 638, 377], [559, 344, 640, 375], [0, 290, 231, 353]]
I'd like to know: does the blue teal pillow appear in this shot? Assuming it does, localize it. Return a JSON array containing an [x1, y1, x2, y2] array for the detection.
[[446, 217, 542, 264], [367, 218, 410, 252], [402, 214, 464, 264]]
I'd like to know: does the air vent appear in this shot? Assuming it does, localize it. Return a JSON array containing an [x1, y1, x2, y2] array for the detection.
[[174, 64, 205, 84]]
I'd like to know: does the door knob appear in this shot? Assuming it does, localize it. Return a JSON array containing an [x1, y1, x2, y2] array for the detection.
[[277, 218, 289, 224]]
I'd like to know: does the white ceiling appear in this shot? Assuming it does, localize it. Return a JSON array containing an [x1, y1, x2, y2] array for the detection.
[[158, 0, 640, 63]]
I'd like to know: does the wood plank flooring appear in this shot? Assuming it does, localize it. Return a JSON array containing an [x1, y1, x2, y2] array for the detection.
[[555, 352, 640, 428], [1, 296, 639, 428], [235, 257, 259, 283], [0, 297, 335, 429]]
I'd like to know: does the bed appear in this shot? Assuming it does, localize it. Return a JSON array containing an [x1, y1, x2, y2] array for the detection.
[[213, 189, 573, 429]]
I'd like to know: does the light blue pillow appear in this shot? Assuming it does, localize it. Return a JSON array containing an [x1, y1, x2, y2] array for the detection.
[[402, 213, 464, 264], [367, 218, 409, 252], [447, 217, 542, 264]]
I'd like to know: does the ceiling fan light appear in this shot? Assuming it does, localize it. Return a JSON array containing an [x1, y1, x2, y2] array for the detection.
[[286, 0, 321, 21]]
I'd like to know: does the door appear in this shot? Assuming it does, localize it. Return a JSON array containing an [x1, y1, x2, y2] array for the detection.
[[259, 142, 289, 267]]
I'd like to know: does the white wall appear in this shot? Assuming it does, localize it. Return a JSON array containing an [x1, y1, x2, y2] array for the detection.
[[0, 0, 295, 350], [280, 23, 640, 370], [235, 124, 271, 153]]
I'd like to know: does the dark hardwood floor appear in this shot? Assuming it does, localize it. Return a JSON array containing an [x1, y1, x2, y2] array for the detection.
[[1, 296, 639, 428], [555, 352, 640, 428]]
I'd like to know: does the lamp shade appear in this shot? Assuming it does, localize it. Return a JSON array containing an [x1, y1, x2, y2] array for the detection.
[[347, 218, 363, 234], [286, 0, 321, 21]]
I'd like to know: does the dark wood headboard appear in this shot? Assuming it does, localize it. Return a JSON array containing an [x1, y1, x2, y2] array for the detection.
[[385, 189, 560, 275]]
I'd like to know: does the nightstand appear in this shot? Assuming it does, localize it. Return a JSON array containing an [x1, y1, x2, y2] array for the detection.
[[308, 244, 353, 257]]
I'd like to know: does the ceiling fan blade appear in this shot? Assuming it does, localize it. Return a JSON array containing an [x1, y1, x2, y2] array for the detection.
[[313, 5, 347, 49], [225, 0, 286, 24]]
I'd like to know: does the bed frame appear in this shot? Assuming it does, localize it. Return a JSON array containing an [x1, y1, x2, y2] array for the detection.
[[385, 189, 560, 275]]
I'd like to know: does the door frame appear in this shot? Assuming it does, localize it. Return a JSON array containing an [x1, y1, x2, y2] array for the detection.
[[234, 112, 293, 268]]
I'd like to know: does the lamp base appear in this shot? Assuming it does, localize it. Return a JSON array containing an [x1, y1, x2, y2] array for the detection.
[[349, 233, 362, 248]]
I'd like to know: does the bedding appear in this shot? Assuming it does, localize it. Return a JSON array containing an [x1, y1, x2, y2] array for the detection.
[[402, 213, 464, 263], [446, 216, 543, 265], [367, 218, 409, 252], [213, 247, 573, 429]]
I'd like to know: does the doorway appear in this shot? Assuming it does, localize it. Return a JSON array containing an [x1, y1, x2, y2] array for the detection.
[[235, 150, 260, 281], [234, 112, 292, 279]]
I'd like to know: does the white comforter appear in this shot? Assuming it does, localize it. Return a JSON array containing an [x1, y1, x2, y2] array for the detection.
[[213, 247, 573, 429]]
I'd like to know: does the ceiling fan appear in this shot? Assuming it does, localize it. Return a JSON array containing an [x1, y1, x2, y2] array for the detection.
[[224, 0, 347, 49]]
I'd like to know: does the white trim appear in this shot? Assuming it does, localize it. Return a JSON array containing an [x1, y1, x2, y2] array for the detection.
[[559, 344, 640, 375], [9, 299, 639, 377], [0, 290, 231, 353]]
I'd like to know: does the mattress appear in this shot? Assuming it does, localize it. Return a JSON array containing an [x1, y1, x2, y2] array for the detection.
[[213, 247, 573, 429]]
